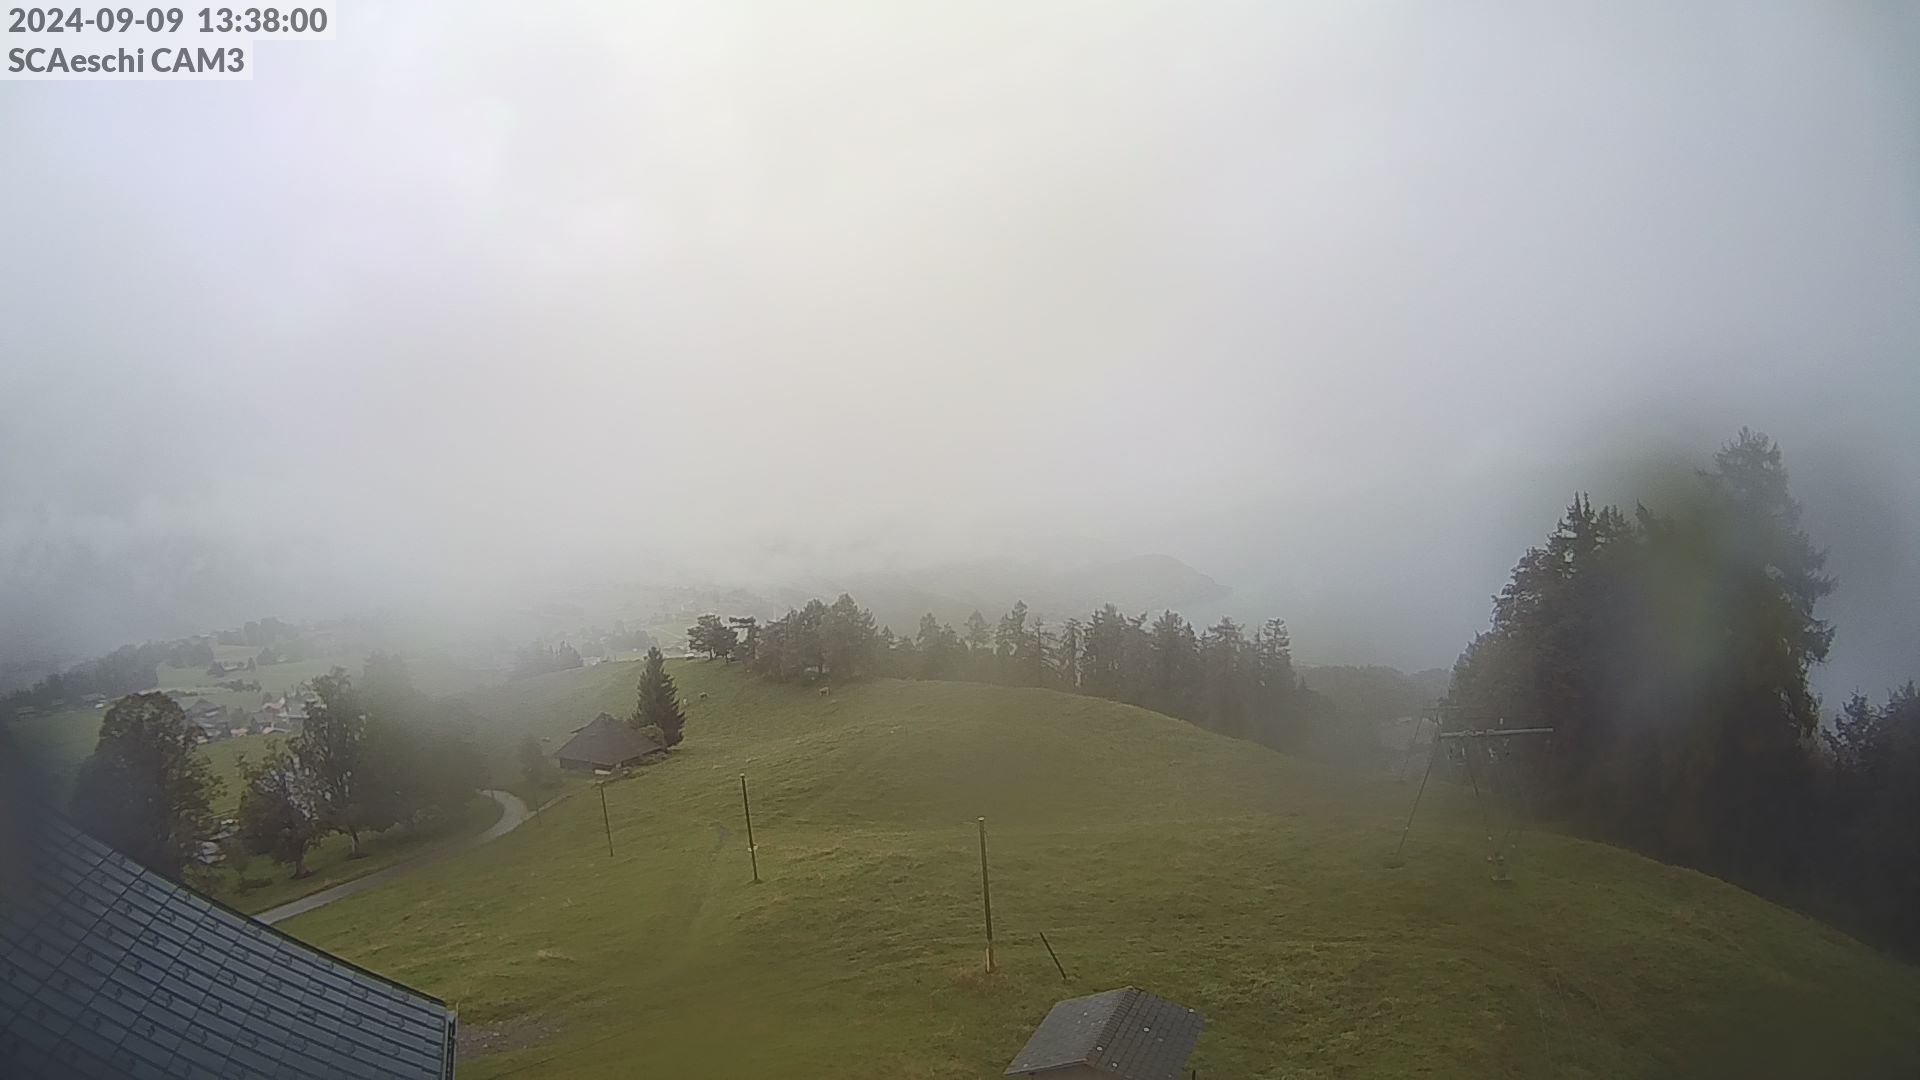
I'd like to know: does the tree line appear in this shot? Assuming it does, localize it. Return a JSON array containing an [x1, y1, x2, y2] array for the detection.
[[509, 625, 661, 681], [0, 638, 212, 721], [511, 640, 585, 679], [1449, 430, 1920, 958], [691, 598, 1337, 757]]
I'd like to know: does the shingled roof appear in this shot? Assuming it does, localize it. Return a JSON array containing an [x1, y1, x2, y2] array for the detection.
[[1005, 986, 1204, 1080], [0, 816, 455, 1079], [554, 713, 661, 769]]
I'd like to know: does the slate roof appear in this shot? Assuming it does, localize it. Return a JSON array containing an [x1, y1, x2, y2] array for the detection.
[[1005, 986, 1204, 1080], [554, 714, 661, 768], [0, 816, 456, 1079]]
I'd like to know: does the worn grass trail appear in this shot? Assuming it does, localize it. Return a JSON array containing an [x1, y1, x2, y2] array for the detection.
[[277, 662, 1920, 1079]]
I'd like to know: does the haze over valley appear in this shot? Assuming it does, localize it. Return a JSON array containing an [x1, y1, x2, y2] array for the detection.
[[5, 3, 1919, 701]]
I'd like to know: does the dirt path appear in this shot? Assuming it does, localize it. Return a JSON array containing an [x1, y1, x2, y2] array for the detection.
[[257, 789, 533, 925]]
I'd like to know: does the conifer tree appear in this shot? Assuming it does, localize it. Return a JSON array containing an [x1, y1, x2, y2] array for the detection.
[[633, 647, 687, 747]]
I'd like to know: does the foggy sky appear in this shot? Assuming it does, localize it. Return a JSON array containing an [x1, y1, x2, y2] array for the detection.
[[3, 2, 1918, 696]]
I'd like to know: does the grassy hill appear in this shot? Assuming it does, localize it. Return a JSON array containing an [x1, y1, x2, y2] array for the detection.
[[276, 661, 1920, 1079]]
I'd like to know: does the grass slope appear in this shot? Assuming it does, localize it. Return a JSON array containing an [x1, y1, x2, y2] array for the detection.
[[278, 662, 1920, 1079], [214, 794, 505, 916]]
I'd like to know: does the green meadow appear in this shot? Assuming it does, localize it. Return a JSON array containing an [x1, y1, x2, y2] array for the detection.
[[261, 660, 1920, 1079]]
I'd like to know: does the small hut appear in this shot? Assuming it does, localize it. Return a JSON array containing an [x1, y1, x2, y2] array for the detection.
[[1004, 986, 1204, 1080]]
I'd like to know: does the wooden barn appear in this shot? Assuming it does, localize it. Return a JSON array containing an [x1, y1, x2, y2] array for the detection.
[[554, 714, 664, 773]]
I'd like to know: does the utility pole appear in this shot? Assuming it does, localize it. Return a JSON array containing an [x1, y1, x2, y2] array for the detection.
[[740, 773, 759, 883], [598, 783, 614, 858], [978, 817, 996, 973]]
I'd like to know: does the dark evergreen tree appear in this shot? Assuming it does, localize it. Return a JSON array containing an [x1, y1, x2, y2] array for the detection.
[[1449, 431, 1834, 887], [1055, 618, 1082, 689], [915, 613, 959, 679], [994, 601, 1030, 684], [1143, 610, 1200, 719], [894, 625, 927, 679], [1251, 618, 1302, 749], [794, 600, 830, 677], [964, 610, 992, 653], [1079, 604, 1130, 699], [1819, 683, 1920, 955], [1200, 618, 1250, 739], [820, 594, 879, 681], [634, 646, 687, 747], [1029, 622, 1052, 688]]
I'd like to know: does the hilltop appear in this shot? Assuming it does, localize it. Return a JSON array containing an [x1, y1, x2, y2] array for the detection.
[[277, 660, 1920, 1079]]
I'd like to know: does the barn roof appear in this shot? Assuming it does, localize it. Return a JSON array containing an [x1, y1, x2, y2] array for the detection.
[[554, 714, 660, 767], [1005, 986, 1204, 1080], [0, 816, 455, 1079]]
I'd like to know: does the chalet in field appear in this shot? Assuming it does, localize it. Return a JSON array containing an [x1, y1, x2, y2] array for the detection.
[[554, 714, 664, 773], [1005, 987, 1204, 1080]]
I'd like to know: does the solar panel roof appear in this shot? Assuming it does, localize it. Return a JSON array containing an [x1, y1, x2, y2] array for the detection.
[[1005, 986, 1204, 1080], [0, 815, 456, 1079]]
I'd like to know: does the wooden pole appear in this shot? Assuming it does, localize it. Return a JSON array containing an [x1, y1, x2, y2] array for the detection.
[[598, 783, 614, 858], [1461, 733, 1495, 844], [1459, 734, 1510, 882], [978, 817, 996, 973], [1039, 931, 1068, 982], [740, 773, 759, 884], [1436, 726, 1555, 739]]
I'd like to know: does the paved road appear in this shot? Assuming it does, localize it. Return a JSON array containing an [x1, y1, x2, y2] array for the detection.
[[258, 789, 533, 926]]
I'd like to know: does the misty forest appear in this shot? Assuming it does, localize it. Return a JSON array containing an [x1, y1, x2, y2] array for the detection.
[[5, 4, 1920, 1080]]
